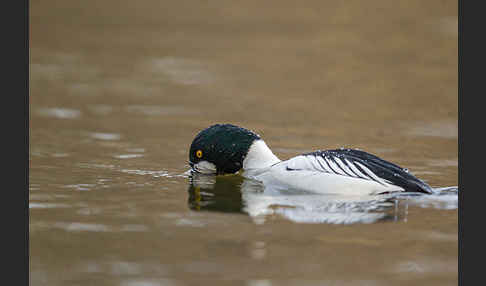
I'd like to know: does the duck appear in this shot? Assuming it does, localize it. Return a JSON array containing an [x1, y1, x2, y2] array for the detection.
[[188, 124, 433, 196]]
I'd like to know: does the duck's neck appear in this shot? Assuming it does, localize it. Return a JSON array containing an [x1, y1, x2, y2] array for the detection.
[[243, 140, 281, 170]]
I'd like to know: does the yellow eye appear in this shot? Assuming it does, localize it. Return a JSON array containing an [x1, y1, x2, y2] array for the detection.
[[196, 150, 203, 158]]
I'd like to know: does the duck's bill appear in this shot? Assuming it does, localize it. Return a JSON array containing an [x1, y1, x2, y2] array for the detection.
[[189, 160, 217, 175]]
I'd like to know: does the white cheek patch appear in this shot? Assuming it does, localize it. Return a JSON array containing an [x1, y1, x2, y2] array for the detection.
[[193, 161, 217, 174]]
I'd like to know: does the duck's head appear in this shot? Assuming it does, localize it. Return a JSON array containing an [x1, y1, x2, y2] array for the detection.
[[188, 124, 261, 175]]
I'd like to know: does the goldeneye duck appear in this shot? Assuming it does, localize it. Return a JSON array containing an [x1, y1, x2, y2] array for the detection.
[[188, 124, 433, 196]]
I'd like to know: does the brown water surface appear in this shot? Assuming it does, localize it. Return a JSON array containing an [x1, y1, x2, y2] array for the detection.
[[30, 1, 458, 285]]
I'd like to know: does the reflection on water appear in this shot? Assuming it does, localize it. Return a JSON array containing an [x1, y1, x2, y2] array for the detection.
[[188, 174, 247, 214], [187, 173, 458, 224]]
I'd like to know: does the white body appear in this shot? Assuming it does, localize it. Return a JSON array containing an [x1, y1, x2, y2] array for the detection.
[[242, 140, 404, 196]]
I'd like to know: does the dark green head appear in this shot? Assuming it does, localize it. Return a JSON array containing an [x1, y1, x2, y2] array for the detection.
[[189, 124, 261, 174]]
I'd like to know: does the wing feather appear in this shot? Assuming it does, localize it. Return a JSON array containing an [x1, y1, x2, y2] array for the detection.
[[332, 157, 358, 178], [285, 149, 432, 194], [324, 156, 347, 176]]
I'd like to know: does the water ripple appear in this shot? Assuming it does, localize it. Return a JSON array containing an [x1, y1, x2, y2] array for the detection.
[[53, 222, 111, 232], [114, 154, 144, 159], [148, 57, 215, 85], [90, 132, 121, 141], [189, 174, 458, 224], [29, 203, 71, 209], [36, 107, 81, 119]]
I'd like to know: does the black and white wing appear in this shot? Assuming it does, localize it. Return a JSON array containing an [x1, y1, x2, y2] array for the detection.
[[285, 148, 433, 194]]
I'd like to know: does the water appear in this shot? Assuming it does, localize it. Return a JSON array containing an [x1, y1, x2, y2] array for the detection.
[[189, 173, 457, 224], [30, 1, 457, 285]]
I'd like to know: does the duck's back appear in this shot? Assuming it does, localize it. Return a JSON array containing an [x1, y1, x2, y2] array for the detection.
[[247, 148, 433, 196]]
